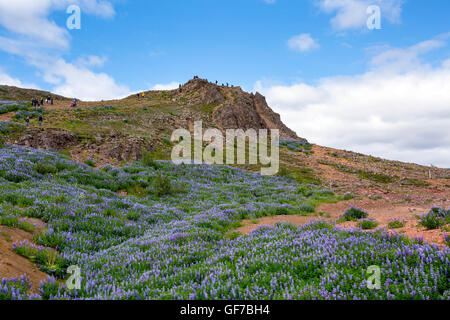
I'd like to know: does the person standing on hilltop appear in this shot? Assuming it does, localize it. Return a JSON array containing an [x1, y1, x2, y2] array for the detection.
[[38, 115, 43, 127], [26, 117, 30, 127]]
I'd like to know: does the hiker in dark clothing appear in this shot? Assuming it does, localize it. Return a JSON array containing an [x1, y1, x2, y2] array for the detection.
[[40, 98, 44, 106], [26, 117, 30, 127], [38, 115, 43, 127]]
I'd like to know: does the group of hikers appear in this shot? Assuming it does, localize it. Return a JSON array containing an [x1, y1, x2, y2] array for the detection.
[[24, 114, 43, 128], [31, 96, 53, 107], [214, 80, 232, 87], [194, 76, 233, 87]]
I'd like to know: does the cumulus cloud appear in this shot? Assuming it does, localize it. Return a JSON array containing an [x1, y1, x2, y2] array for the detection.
[[76, 55, 108, 68], [255, 39, 450, 168], [0, 69, 39, 89], [151, 82, 180, 91], [317, 0, 403, 30], [0, 0, 127, 100], [0, 0, 114, 49], [43, 59, 129, 101], [288, 34, 320, 52]]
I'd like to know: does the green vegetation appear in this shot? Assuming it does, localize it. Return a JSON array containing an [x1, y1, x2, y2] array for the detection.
[[357, 170, 396, 184], [342, 207, 369, 222], [141, 150, 161, 169], [357, 219, 379, 230], [84, 159, 96, 167], [388, 219, 405, 229], [419, 207, 450, 230], [201, 102, 219, 114], [277, 166, 322, 185]]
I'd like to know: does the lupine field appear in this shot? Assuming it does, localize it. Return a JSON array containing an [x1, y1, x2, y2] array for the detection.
[[0, 145, 449, 300]]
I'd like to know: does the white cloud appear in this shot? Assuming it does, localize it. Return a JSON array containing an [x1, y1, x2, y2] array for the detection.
[[317, 0, 403, 30], [76, 55, 108, 68], [0, 0, 115, 49], [42, 59, 129, 101], [255, 38, 450, 168], [0, 69, 39, 89], [288, 33, 320, 52], [368, 40, 445, 72], [0, 0, 128, 100], [151, 82, 180, 91]]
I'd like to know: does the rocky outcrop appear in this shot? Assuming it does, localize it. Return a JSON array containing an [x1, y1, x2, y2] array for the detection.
[[179, 79, 225, 106], [16, 128, 79, 150], [179, 78, 304, 141], [253, 92, 303, 141]]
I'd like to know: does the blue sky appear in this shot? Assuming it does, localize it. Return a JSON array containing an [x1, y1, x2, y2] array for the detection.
[[0, 0, 449, 167]]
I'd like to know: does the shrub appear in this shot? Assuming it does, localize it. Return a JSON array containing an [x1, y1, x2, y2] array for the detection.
[[225, 231, 242, 241], [388, 219, 405, 229], [13, 241, 67, 278], [276, 167, 291, 178], [141, 150, 160, 169], [358, 218, 379, 230], [84, 159, 96, 167], [342, 207, 368, 221], [419, 207, 449, 230], [152, 173, 172, 197], [342, 193, 355, 200], [127, 211, 140, 221], [35, 162, 58, 175]]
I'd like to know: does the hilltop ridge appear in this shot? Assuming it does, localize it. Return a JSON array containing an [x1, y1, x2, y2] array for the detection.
[[1, 77, 306, 164]]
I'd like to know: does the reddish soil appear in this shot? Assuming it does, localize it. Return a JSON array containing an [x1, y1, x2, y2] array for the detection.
[[0, 218, 48, 293], [0, 112, 14, 122], [238, 190, 448, 247], [240, 144, 449, 247]]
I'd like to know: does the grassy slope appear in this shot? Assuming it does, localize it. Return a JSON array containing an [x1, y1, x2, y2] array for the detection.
[[0, 145, 448, 300], [1, 85, 449, 195]]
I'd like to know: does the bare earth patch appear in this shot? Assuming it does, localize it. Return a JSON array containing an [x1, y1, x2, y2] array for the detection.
[[237, 199, 448, 247], [0, 218, 48, 293], [0, 112, 15, 122]]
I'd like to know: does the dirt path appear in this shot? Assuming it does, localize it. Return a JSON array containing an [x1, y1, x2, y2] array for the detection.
[[0, 218, 48, 293], [0, 112, 14, 122]]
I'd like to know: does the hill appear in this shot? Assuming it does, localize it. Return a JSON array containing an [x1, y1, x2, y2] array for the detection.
[[0, 145, 448, 299], [0, 78, 449, 298]]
